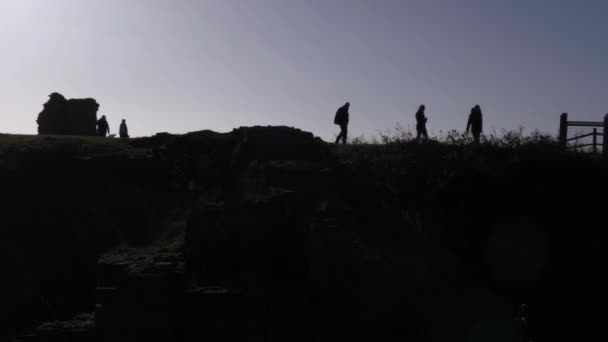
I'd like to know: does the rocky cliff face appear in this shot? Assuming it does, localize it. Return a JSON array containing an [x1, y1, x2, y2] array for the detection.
[[1, 127, 606, 342], [0, 133, 183, 338], [36, 93, 99, 136]]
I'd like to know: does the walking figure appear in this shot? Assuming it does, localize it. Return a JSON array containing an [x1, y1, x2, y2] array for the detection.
[[467, 105, 483, 143], [96, 115, 110, 137], [415, 105, 428, 141], [119, 119, 129, 138], [334, 102, 350, 144]]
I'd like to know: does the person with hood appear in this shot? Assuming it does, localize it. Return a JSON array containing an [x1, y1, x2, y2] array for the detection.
[[96, 115, 110, 137], [467, 105, 483, 143], [334, 102, 350, 144], [119, 119, 129, 138]]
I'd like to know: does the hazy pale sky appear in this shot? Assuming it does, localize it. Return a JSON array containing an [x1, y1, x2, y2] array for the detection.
[[1, 0, 607, 139]]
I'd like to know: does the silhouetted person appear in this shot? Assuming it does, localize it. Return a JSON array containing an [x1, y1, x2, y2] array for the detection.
[[119, 119, 129, 138], [97, 115, 110, 137], [467, 105, 483, 143], [415, 105, 428, 140], [334, 102, 350, 144]]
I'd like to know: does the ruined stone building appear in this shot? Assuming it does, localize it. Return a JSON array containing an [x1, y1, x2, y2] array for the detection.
[[36, 92, 99, 136]]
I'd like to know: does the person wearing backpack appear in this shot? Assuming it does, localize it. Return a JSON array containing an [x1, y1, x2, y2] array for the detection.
[[334, 102, 350, 144], [466, 105, 483, 144]]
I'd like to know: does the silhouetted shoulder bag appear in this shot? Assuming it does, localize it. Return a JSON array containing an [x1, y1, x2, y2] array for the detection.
[[334, 111, 341, 125]]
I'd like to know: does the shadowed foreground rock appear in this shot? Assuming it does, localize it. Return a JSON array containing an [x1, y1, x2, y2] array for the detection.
[[36, 92, 99, 136], [2, 126, 606, 342]]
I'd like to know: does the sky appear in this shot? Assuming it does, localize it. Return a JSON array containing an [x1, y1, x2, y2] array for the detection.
[[1, 0, 607, 140]]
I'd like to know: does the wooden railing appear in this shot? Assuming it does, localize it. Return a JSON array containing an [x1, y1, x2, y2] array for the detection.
[[559, 113, 608, 156]]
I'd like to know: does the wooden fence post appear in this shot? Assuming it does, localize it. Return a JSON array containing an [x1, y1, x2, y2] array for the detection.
[[603, 114, 608, 157], [559, 113, 568, 149], [593, 128, 598, 153]]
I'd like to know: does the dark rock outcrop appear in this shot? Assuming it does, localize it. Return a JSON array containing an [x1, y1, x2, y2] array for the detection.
[[36, 92, 99, 136], [0, 138, 187, 338], [3, 126, 607, 342], [230, 126, 325, 166]]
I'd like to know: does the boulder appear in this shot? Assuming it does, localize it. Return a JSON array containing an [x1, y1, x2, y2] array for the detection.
[[36, 92, 99, 136], [231, 126, 326, 167]]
